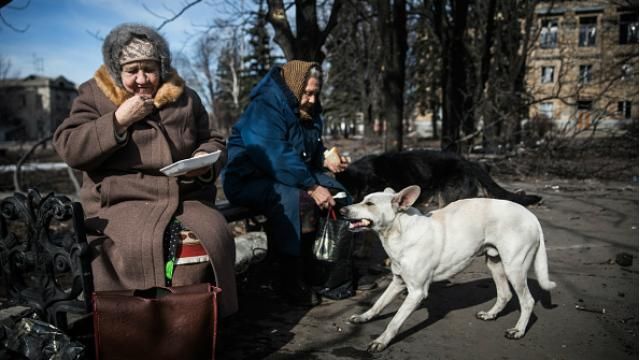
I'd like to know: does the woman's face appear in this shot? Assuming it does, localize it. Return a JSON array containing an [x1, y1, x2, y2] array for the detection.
[[120, 60, 160, 97], [300, 76, 320, 113]]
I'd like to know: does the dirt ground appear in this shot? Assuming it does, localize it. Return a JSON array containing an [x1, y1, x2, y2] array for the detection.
[[0, 133, 638, 359], [217, 134, 638, 359], [219, 177, 638, 360]]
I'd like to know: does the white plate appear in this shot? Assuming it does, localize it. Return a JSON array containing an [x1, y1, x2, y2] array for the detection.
[[160, 150, 221, 177]]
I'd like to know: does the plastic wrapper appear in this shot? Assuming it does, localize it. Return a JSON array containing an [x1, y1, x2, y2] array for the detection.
[[1, 313, 84, 360]]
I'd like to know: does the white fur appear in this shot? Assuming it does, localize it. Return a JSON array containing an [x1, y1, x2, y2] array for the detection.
[[341, 185, 555, 352]]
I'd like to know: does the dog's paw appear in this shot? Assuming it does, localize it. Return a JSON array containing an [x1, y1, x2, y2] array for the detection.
[[475, 311, 497, 321], [367, 341, 387, 353], [348, 314, 368, 324], [504, 328, 525, 339]]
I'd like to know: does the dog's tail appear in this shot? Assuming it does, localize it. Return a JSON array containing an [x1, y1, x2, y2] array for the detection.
[[466, 161, 542, 206], [534, 221, 556, 291]]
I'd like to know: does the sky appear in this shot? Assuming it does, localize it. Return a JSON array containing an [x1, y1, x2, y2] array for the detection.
[[0, 0, 240, 85]]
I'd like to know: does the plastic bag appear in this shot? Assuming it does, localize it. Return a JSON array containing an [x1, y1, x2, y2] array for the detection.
[[3, 316, 84, 360], [313, 207, 350, 262], [312, 207, 356, 299]]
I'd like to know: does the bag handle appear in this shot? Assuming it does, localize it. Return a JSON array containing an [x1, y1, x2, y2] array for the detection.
[[318, 206, 336, 240]]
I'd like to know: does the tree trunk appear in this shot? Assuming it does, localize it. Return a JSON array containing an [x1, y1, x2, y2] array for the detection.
[[479, 0, 498, 153], [267, 0, 343, 63], [441, 0, 470, 153], [377, 0, 407, 152], [510, 1, 536, 146]]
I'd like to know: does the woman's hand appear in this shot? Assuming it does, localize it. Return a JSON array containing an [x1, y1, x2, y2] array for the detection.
[[324, 155, 349, 173], [307, 185, 335, 209], [114, 95, 155, 134], [184, 151, 211, 178]]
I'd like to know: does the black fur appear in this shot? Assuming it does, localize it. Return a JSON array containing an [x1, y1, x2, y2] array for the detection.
[[336, 150, 541, 207]]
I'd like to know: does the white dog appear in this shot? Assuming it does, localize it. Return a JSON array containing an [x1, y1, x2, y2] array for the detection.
[[340, 185, 556, 352]]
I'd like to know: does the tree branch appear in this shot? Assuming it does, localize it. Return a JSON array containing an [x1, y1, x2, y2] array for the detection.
[[143, 3, 170, 20], [0, 11, 29, 32], [7, 0, 30, 10], [154, 0, 203, 30], [267, 0, 296, 60], [320, 0, 344, 44], [86, 29, 104, 41]]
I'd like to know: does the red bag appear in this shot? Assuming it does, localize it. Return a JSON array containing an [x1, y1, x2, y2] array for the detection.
[[92, 283, 220, 360]]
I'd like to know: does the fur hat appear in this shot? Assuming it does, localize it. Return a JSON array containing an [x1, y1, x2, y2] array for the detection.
[[102, 23, 171, 87]]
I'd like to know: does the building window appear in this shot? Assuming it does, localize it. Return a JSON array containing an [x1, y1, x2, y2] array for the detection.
[[577, 100, 593, 111], [619, 13, 639, 44], [541, 66, 555, 83], [540, 18, 558, 48], [618, 101, 632, 119], [579, 16, 597, 47], [576, 100, 593, 128], [538, 102, 554, 119], [579, 64, 593, 83]]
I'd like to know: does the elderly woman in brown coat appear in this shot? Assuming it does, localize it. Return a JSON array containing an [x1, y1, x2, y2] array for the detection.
[[53, 23, 237, 317]]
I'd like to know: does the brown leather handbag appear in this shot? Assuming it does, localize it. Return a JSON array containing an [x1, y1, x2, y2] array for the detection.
[[92, 283, 220, 360]]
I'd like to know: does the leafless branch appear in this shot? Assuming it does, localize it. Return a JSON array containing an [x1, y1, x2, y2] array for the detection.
[[0, 11, 29, 32], [221, 0, 246, 15], [162, 3, 177, 16], [320, 0, 344, 43], [143, 3, 169, 20], [0, 56, 14, 79], [154, 0, 204, 30], [7, 0, 30, 10], [86, 29, 104, 41]]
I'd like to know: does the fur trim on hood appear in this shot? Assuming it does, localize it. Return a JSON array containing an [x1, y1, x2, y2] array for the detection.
[[102, 23, 172, 87], [94, 65, 185, 109]]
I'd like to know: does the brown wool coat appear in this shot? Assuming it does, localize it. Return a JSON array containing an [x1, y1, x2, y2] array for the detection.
[[53, 65, 238, 317]]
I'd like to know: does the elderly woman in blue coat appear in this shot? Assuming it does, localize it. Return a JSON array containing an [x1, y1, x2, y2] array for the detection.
[[223, 60, 348, 306]]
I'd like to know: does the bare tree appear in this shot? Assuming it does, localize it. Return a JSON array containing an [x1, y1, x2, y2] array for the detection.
[[266, 0, 344, 62], [0, 54, 18, 79], [143, 0, 204, 30], [195, 34, 218, 114], [217, 30, 244, 110], [323, 1, 382, 137], [431, 0, 473, 153], [376, 0, 407, 152], [172, 32, 220, 132], [0, 0, 30, 32]]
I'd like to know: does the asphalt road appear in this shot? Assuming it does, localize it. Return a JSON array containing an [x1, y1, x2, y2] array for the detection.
[[219, 178, 638, 360]]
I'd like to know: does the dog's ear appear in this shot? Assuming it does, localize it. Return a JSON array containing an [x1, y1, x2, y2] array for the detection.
[[384, 187, 396, 194], [392, 185, 421, 211]]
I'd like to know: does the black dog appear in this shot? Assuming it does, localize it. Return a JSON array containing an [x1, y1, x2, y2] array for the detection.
[[336, 150, 541, 208]]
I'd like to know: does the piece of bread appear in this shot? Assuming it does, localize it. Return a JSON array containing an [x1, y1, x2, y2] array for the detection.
[[324, 146, 341, 164]]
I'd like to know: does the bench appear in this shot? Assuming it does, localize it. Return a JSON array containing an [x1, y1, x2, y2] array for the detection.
[[0, 188, 263, 333], [215, 199, 263, 224], [2, 138, 267, 334]]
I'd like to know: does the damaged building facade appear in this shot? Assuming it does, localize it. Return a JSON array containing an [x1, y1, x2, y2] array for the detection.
[[0, 75, 77, 141], [527, 1, 638, 131]]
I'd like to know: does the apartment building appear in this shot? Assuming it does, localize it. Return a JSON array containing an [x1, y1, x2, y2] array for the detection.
[[527, 1, 638, 131], [0, 75, 77, 141]]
